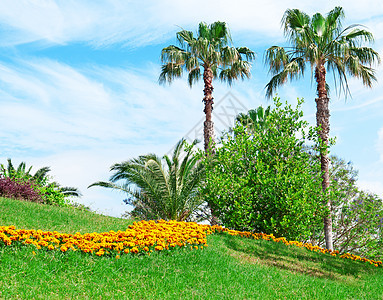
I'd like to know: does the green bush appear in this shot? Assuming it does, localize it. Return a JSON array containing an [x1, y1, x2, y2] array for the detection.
[[201, 98, 325, 240]]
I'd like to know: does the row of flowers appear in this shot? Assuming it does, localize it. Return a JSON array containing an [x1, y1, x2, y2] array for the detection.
[[0, 220, 209, 257], [210, 225, 383, 267], [0, 220, 382, 267]]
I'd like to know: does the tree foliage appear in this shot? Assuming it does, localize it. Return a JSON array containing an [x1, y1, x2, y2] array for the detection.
[[319, 156, 383, 259], [200, 98, 325, 240]]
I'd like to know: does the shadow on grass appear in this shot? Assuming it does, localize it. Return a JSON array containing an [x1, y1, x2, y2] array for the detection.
[[219, 233, 379, 282]]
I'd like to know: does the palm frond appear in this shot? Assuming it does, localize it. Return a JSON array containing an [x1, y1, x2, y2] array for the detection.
[[16, 162, 26, 176], [265, 70, 289, 98], [32, 166, 51, 183], [177, 30, 195, 46], [282, 9, 311, 44], [60, 186, 82, 197], [187, 68, 201, 87], [6, 158, 15, 177], [344, 27, 374, 44], [210, 21, 230, 44], [348, 47, 380, 65], [159, 63, 183, 85], [220, 60, 252, 85], [88, 181, 130, 193], [265, 46, 290, 74], [237, 47, 256, 61]]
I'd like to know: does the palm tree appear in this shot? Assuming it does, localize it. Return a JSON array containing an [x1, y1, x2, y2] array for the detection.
[[88, 139, 205, 221], [159, 21, 255, 153], [264, 7, 380, 250], [236, 106, 271, 134]]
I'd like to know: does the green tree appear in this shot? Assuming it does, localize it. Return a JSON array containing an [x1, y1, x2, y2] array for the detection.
[[89, 139, 205, 221], [201, 98, 324, 240], [326, 156, 383, 259], [159, 21, 255, 152], [265, 7, 380, 250]]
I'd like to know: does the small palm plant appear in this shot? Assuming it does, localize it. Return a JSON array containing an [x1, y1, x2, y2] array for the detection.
[[236, 106, 271, 134], [89, 139, 205, 221]]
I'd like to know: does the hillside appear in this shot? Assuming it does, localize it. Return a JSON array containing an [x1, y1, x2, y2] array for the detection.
[[0, 197, 382, 299]]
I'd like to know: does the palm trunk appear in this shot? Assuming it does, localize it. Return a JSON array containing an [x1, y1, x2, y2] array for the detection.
[[203, 66, 218, 225], [203, 66, 215, 153], [315, 63, 333, 251]]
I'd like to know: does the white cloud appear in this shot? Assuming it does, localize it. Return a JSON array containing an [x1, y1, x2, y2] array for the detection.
[[0, 0, 381, 48]]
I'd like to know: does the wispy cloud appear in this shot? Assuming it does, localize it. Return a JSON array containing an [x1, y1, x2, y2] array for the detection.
[[1, 0, 381, 48]]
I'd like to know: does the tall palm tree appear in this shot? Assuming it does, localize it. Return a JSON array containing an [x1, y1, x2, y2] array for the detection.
[[88, 139, 205, 221], [159, 21, 255, 153], [265, 7, 380, 250]]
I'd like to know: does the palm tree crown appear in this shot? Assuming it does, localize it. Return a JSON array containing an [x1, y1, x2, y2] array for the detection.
[[159, 21, 255, 152], [265, 6, 380, 98]]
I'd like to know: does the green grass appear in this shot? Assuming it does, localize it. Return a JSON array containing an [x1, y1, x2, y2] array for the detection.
[[1, 197, 383, 299], [0, 197, 133, 233]]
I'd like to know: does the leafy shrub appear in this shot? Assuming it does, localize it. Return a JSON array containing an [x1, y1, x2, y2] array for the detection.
[[200, 98, 325, 240], [36, 182, 68, 206], [0, 177, 43, 203]]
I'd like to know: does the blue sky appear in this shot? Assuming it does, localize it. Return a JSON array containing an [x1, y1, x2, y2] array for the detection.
[[0, 0, 382, 217]]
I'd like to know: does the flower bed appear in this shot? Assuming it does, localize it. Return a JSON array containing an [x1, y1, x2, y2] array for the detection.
[[1, 220, 382, 267], [0, 220, 209, 256]]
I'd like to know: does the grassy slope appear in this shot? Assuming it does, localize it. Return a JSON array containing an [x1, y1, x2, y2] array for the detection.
[[1, 197, 383, 299]]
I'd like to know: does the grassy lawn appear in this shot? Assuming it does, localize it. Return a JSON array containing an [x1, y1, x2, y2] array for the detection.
[[1, 197, 382, 299]]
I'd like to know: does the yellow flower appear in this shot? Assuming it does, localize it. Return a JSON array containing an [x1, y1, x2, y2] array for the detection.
[[155, 245, 163, 251]]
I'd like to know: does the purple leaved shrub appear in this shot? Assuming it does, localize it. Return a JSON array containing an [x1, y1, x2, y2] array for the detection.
[[0, 177, 43, 203]]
